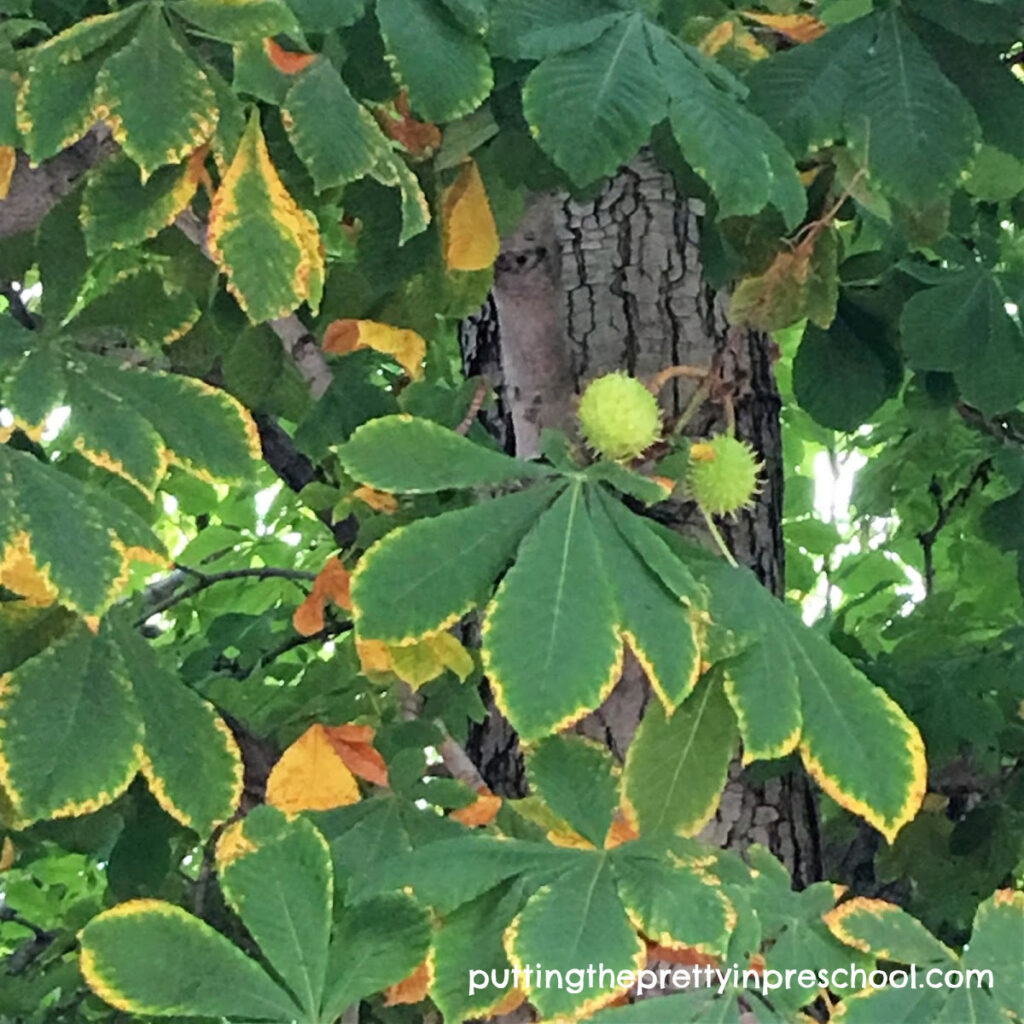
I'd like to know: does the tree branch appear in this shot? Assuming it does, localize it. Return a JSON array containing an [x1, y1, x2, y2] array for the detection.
[[0, 126, 115, 238], [135, 564, 319, 626]]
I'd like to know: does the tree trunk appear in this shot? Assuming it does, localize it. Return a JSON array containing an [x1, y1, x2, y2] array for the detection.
[[462, 152, 821, 887]]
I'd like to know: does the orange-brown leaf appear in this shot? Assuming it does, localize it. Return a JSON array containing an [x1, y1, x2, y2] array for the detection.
[[323, 319, 426, 380], [0, 147, 16, 201], [263, 38, 316, 74], [604, 808, 640, 849], [352, 485, 399, 514], [324, 724, 389, 787], [376, 90, 442, 159], [383, 955, 433, 1006], [292, 558, 351, 637], [450, 787, 501, 827], [266, 723, 361, 813], [646, 942, 720, 969], [442, 158, 500, 272], [744, 11, 827, 44]]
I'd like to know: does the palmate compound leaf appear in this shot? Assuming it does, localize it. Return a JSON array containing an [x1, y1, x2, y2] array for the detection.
[[215, 806, 332, 1020], [352, 481, 562, 644], [0, 625, 142, 828], [208, 112, 324, 323], [94, 5, 219, 180], [621, 673, 738, 838], [652, 527, 926, 844], [482, 482, 623, 742], [0, 446, 166, 617], [375, 0, 493, 123], [521, 13, 668, 188], [337, 414, 550, 493], [79, 903, 302, 1020], [282, 58, 392, 194]]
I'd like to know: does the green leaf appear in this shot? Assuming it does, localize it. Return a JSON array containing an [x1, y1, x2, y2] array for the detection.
[[0, 627, 142, 828], [433, 881, 528, 1021], [506, 855, 643, 1020], [747, 18, 873, 154], [114, 621, 242, 837], [962, 890, 1024, 1020], [95, 7, 218, 179], [654, 32, 805, 228], [483, 483, 622, 741], [488, 0, 626, 60], [370, 152, 432, 245], [522, 15, 667, 188], [527, 736, 620, 847], [3, 345, 65, 432], [583, 461, 671, 506], [900, 268, 1024, 415], [321, 893, 430, 1020], [438, 0, 488, 34], [622, 675, 737, 838], [208, 113, 323, 322], [286, 0, 367, 32], [0, 69, 19, 146], [172, 0, 301, 41], [590, 490, 701, 710], [217, 806, 332, 1019], [36, 189, 88, 324], [356, 834, 577, 913], [845, 11, 979, 206], [0, 446, 165, 616], [80, 153, 203, 253], [612, 850, 733, 954], [283, 59, 391, 193], [793, 314, 901, 432], [352, 482, 562, 643], [824, 897, 956, 965], [338, 415, 548, 492], [376, 0, 493, 122], [16, 47, 106, 165], [79, 900, 301, 1020]]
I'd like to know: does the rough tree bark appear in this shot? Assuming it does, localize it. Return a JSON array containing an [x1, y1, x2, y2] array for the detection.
[[462, 152, 822, 888]]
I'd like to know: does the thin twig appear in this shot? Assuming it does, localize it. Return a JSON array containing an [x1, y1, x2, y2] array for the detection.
[[646, 363, 711, 395], [135, 565, 318, 626], [455, 378, 488, 436]]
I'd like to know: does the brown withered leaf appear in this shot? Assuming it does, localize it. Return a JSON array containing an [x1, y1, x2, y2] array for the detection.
[[323, 723, 389, 787], [293, 558, 351, 637]]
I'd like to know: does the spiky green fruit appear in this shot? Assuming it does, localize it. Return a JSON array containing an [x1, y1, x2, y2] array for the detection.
[[689, 435, 761, 516], [577, 372, 661, 460]]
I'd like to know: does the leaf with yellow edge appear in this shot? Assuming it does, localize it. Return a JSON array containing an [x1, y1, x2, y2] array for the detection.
[[0, 147, 14, 200], [266, 723, 362, 813], [442, 158, 499, 272], [208, 112, 324, 323], [94, 6, 218, 180], [323, 318, 426, 379], [743, 11, 827, 44]]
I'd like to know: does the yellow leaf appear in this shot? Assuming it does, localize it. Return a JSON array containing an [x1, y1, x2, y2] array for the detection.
[[0, 147, 15, 201], [426, 631, 474, 681], [352, 485, 399, 514], [743, 11, 827, 44], [388, 639, 446, 688], [0, 836, 16, 871], [356, 637, 393, 673], [265, 723, 361, 813], [442, 158, 499, 272], [699, 20, 734, 55], [322, 319, 425, 380]]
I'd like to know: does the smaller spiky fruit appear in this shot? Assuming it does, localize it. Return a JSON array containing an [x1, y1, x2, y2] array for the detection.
[[577, 372, 661, 460], [689, 435, 761, 516]]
